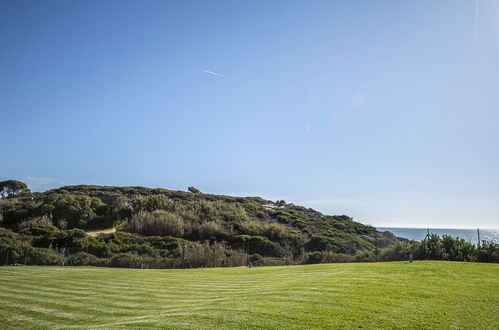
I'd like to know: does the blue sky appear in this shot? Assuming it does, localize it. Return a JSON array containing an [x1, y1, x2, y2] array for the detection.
[[1, 0, 498, 228]]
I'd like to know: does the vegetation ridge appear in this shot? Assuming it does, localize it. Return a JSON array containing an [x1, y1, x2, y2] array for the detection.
[[0, 181, 497, 268]]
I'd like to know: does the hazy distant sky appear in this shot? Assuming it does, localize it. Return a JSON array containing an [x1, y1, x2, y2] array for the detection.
[[1, 0, 498, 228]]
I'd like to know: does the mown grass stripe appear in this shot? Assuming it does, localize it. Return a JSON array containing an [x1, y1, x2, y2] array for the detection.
[[0, 261, 497, 329]]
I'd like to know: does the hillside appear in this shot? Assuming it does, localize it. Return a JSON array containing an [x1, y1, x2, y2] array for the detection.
[[0, 262, 497, 328], [0, 184, 400, 267]]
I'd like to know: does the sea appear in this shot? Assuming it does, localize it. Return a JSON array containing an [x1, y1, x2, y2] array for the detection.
[[377, 227, 499, 245]]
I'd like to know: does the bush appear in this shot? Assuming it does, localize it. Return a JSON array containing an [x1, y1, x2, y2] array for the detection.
[[183, 241, 226, 268], [126, 210, 184, 237], [109, 253, 153, 268], [479, 241, 499, 263], [304, 235, 346, 253], [71, 252, 102, 266], [237, 221, 294, 241], [261, 257, 288, 266], [43, 194, 106, 228], [225, 249, 247, 267], [249, 253, 263, 266], [321, 252, 352, 263], [131, 195, 174, 213], [305, 251, 324, 264], [18, 215, 53, 232], [233, 235, 280, 256], [352, 251, 375, 262], [27, 247, 66, 265], [195, 221, 229, 241], [0, 228, 35, 264], [378, 241, 421, 261]]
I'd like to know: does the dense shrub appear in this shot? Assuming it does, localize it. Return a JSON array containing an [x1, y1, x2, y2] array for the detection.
[[27, 247, 66, 266], [233, 235, 280, 256], [321, 252, 352, 263], [224, 249, 247, 267], [378, 241, 421, 261], [352, 251, 375, 262], [305, 251, 324, 264], [478, 241, 499, 263], [44, 194, 106, 228], [237, 221, 294, 241], [18, 215, 53, 232], [71, 252, 103, 266], [1, 201, 40, 227], [131, 195, 174, 213], [183, 241, 227, 268], [261, 257, 288, 266], [109, 253, 154, 268], [126, 210, 184, 237], [249, 253, 263, 266], [194, 221, 229, 241], [304, 235, 347, 253]]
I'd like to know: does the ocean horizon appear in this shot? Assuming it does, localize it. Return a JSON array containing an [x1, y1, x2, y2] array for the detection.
[[377, 227, 499, 244]]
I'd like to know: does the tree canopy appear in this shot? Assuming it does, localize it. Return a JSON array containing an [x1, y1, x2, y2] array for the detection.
[[0, 180, 31, 198]]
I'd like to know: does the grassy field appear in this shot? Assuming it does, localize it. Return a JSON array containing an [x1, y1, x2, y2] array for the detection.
[[0, 261, 497, 329]]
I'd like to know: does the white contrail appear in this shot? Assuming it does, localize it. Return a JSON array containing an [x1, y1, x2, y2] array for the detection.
[[305, 125, 311, 134], [202, 69, 228, 78], [473, 0, 479, 49]]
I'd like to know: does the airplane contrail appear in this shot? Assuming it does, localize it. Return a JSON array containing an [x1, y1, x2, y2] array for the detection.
[[202, 69, 227, 78], [473, 0, 479, 49]]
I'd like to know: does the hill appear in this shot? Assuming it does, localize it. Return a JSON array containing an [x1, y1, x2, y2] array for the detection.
[[0, 261, 497, 328], [0, 184, 400, 267]]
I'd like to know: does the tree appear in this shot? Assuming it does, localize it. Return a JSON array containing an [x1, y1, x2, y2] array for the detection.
[[0, 180, 31, 198], [43, 194, 105, 228], [188, 186, 200, 194]]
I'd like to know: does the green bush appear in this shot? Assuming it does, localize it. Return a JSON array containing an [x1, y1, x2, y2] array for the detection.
[[43, 194, 105, 228], [109, 253, 153, 268], [479, 241, 499, 263], [304, 235, 347, 253], [305, 251, 324, 264], [378, 241, 421, 261], [233, 235, 280, 256], [27, 247, 66, 265], [126, 210, 184, 237], [249, 253, 263, 266], [71, 252, 102, 266], [352, 251, 375, 262]]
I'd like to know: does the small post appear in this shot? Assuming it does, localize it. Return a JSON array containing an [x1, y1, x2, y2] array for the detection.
[[247, 241, 251, 268], [426, 229, 430, 260], [477, 228, 481, 262]]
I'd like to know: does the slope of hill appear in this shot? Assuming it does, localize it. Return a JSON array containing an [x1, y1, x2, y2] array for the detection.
[[0, 184, 400, 267]]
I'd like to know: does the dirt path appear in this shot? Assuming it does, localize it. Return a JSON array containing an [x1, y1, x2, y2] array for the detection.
[[87, 227, 116, 237]]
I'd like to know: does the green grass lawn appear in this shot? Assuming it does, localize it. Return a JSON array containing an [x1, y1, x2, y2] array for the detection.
[[0, 261, 497, 329]]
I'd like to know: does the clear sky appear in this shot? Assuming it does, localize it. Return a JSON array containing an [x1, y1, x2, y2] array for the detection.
[[1, 0, 498, 229]]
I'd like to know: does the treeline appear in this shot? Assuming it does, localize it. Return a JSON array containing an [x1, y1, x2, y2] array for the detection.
[[0, 184, 395, 264], [1, 182, 496, 268], [0, 226, 249, 268], [1, 226, 497, 268], [377, 234, 498, 263]]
